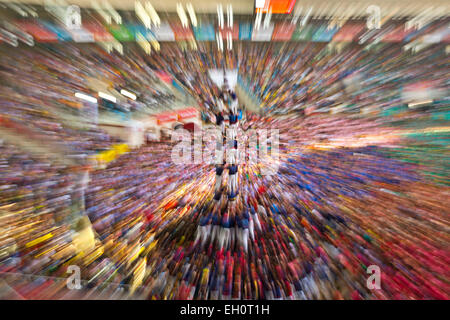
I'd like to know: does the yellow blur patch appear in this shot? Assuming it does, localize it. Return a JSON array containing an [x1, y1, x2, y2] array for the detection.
[[130, 246, 146, 264], [26, 233, 53, 248], [34, 245, 58, 258]]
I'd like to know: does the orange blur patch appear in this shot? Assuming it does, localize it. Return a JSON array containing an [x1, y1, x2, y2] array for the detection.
[[257, 0, 296, 14]]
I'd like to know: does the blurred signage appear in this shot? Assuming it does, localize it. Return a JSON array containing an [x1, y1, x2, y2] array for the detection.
[[194, 24, 215, 41], [128, 24, 156, 41], [152, 23, 175, 41], [84, 21, 114, 42], [69, 28, 94, 43], [170, 22, 194, 40], [177, 107, 199, 120], [239, 23, 252, 40], [332, 22, 365, 42], [14, 20, 58, 42], [108, 24, 134, 41], [421, 26, 450, 43], [219, 25, 239, 40], [291, 24, 317, 41], [157, 111, 178, 124], [272, 22, 295, 41], [404, 24, 432, 42], [252, 24, 274, 41], [381, 24, 410, 42], [156, 71, 172, 84], [312, 24, 340, 42], [156, 108, 198, 124], [256, 0, 296, 14], [402, 81, 437, 103], [40, 21, 72, 41]]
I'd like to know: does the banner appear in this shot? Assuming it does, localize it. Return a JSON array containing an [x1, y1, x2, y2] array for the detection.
[[40, 21, 72, 41], [420, 25, 450, 44], [402, 81, 444, 103], [170, 22, 194, 40], [152, 23, 175, 41], [14, 20, 57, 42], [332, 22, 364, 42], [156, 108, 199, 124], [128, 24, 156, 41], [272, 22, 295, 41], [219, 25, 239, 40], [69, 28, 94, 43], [177, 107, 199, 120], [112, 143, 130, 155], [194, 24, 215, 41], [381, 24, 410, 42], [156, 71, 172, 84], [257, 0, 296, 14], [312, 24, 340, 42], [84, 21, 114, 42], [239, 23, 252, 40], [404, 24, 432, 42], [291, 24, 317, 41], [108, 24, 134, 42], [157, 111, 178, 124]]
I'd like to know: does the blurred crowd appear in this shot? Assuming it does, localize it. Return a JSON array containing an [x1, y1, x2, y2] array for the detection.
[[0, 40, 449, 299], [150, 42, 448, 119], [0, 44, 177, 157]]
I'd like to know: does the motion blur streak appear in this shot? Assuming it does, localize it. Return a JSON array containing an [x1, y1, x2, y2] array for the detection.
[[0, 1, 449, 300]]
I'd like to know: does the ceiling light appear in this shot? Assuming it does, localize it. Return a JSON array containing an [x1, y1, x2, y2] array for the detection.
[[145, 2, 160, 27], [121, 89, 137, 100], [177, 3, 189, 28], [99, 92, 117, 103], [255, 0, 265, 9], [186, 3, 197, 27], [227, 4, 233, 28], [75, 92, 97, 104], [217, 4, 224, 29], [135, 1, 151, 29]]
